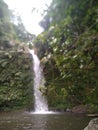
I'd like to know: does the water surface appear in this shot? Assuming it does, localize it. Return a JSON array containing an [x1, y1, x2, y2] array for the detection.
[[0, 111, 92, 130]]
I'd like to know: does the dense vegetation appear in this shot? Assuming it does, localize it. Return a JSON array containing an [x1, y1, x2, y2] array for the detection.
[[0, 50, 33, 111], [0, 0, 98, 113], [0, 0, 34, 111], [0, 0, 35, 49], [34, 0, 98, 112]]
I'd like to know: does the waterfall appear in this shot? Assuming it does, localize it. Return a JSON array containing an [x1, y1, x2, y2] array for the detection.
[[30, 50, 48, 112]]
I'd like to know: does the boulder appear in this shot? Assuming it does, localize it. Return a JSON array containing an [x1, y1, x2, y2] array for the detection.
[[84, 118, 98, 130]]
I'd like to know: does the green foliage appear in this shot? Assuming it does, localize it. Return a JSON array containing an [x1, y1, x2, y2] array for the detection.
[[12, 17, 35, 43], [0, 0, 35, 50], [0, 0, 17, 47], [0, 0, 10, 19], [34, 0, 98, 110], [0, 0, 35, 111], [0, 51, 33, 111], [86, 104, 98, 114]]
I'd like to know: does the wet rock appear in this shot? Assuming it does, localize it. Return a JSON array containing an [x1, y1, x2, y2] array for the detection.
[[84, 118, 98, 130]]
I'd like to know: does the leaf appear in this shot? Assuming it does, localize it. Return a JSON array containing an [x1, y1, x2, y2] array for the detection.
[[1, 61, 8, 67]]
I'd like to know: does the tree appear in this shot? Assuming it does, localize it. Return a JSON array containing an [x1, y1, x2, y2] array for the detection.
[[0, 0, 10, 19], [0, 0, 35, 50], [13, 16, 35, 44]]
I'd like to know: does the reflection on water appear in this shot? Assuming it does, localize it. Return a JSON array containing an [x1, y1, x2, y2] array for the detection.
[[0, 111, 92, 130], [32, 114, 48, 130]]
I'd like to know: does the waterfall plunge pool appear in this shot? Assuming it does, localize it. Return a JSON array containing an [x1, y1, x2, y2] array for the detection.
[[1, 50, 91, 130], [0, 111, 92, 130]]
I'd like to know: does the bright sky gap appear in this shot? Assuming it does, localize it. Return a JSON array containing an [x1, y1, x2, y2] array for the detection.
[[4, 0, 52, 35]]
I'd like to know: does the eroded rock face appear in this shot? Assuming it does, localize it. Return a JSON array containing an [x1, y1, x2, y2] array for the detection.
[[84, 118, 98, 130]]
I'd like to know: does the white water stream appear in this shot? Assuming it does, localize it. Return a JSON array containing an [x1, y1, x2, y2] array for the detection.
[[30, 50, 48, 113]]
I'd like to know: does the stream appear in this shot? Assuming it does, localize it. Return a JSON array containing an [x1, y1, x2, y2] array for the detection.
[[0, 111, 92, 130]]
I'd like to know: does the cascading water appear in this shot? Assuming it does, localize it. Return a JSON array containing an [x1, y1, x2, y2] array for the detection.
[[30, 50, 48, 112]]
